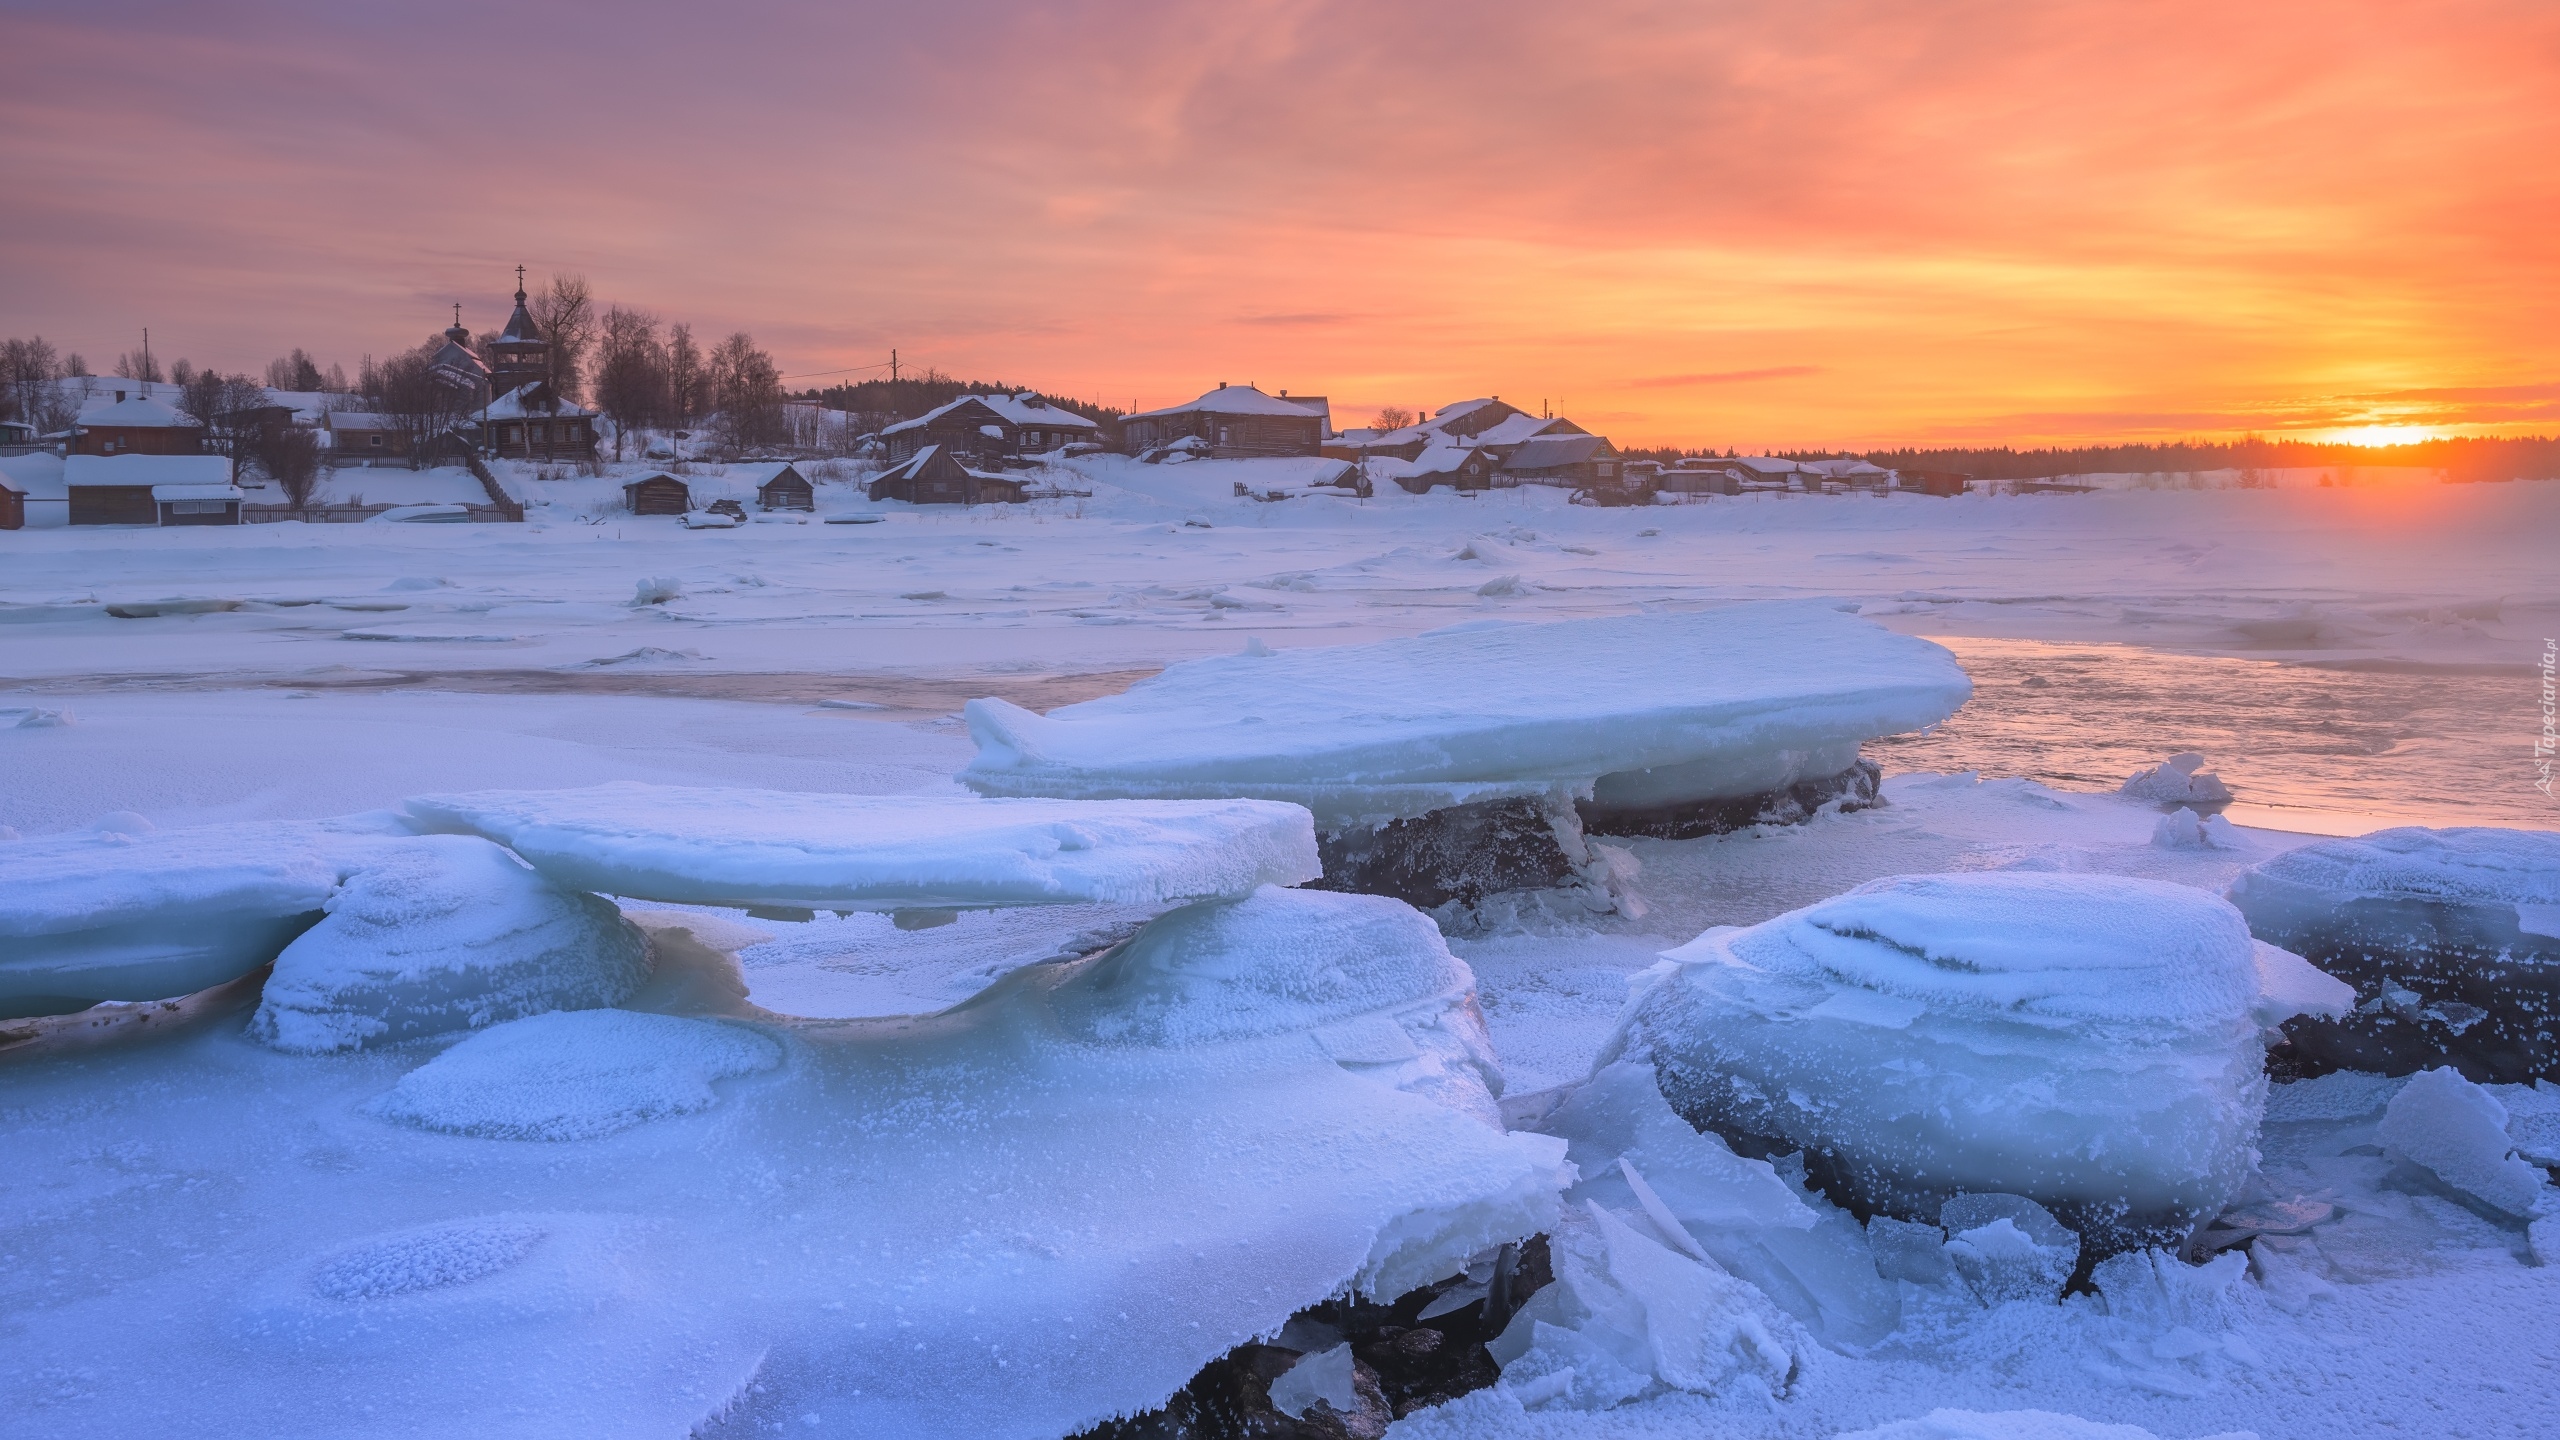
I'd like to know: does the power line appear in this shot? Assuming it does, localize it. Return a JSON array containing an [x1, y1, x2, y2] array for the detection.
[[779, 358, 899, 382]]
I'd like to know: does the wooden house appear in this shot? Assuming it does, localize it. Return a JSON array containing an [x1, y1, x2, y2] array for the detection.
[[1657, 461, 1744, 496], [898, 393, 1077, 462], [323, 411, 409, 464], [72, 392, 203, 457], [1497, 433, 1625, 490], [1899, 469, 1970, 497], [748, 462, 814, 511], [1121, 383, 1327, 459], [867, 444, 1028, 505], [623, 472, 692, 515], [882, 392, 1101, 465], [480, 381, 598, 462], [63, 454, 238, 525], [1393, 444, 1501, 494]]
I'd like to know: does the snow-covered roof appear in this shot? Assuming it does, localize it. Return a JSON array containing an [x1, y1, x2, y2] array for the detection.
[[1469, 413, 1567, 447], [481, 383, 594, 421], [496, 290, 543, 345], [1731, 456, 1805, 476], [1804, 458, 1891, 478], [1431, 398, 1505, 426], [77, 394, 198, 429], [323, 412, 395, 429], [1502, 434, 1614, 470], [64, 454, 233, 488], [431, 340, 490, 379], [1126, 384, 1329, 422], [727, 461, 806, 489], [0, 452, 66, 500], [149, 483, 243, 502], [1409, 443, 1487, 476], [881, 392, 1102, 438]]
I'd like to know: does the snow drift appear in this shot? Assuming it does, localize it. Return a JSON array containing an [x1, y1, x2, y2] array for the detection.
[[250, 834, 650, 1053], [398, 782, 1321, 913], [1605, 872, 2353, 1253], [959, 604, 1971, 832], [2227, 826, 2560, 1083]]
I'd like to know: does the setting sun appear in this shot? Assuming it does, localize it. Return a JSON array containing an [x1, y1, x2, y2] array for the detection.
[[2322, 424, 2447, 447]]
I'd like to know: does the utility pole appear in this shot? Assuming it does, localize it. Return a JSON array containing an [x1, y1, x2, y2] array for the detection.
[[889, 348, 898, 384], [142, 327, 151, 389]]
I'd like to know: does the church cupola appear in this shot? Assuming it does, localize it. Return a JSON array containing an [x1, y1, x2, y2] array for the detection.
[[487, 265, 551, 399]]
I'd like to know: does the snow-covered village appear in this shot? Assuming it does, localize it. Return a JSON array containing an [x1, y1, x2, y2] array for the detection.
[[4, 6, 2557, 1440]]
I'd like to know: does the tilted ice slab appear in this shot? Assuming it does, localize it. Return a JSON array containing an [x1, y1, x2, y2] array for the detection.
[[0, 886, 1570, 1440], [0, 815, 409, 1018], [961, 605, 1972, 829], [250, 834, 652, 1054], [398, 782, 1321, 912], [2228, 826, 2560, 1082], [1607, 872, 2353, 1253]]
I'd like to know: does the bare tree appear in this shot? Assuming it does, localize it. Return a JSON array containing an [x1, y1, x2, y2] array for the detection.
[[62, 353, 90, 378], [265, 349, 326, 391], [664, 322, 704, 431], [1370, 406, 1414, 432], [590, 306, 666, 461], [372, 348, 471, 469], [708, 332, 784, 454], [2, 336, 76, 433], [178, 369, 269, 436], [528, 274, 595, 399], [114, 349, 166, 383], [252, 426, 322, 509]]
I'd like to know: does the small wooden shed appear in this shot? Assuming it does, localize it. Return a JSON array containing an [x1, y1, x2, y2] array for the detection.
[[755, 462, 814, 511], [866, 445, 1027, 505], [623, 472, 692, 515]]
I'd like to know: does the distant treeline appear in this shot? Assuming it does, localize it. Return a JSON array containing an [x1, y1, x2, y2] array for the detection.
[[801, 370, 1119, 428], [1855, 436, 2560, 483]]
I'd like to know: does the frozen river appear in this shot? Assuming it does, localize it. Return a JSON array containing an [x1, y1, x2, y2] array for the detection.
[[1876, 638, 2556, 833]]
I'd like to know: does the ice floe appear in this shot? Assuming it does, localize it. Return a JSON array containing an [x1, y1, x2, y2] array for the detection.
[[0, 815, 406, 1019], [1607, 872, 2353, 1253], [961, 604, 1970, 832], [399, 782, 1321, 913], [250, 834, 650, 1053], [2229, 826, 2560, 1082]]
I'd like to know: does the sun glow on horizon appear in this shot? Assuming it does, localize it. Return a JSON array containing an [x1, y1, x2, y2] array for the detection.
[[2318, 424, 2447, 448]]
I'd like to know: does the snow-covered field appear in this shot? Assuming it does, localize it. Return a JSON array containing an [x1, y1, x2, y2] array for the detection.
[[3, 463, 2556, 1440]]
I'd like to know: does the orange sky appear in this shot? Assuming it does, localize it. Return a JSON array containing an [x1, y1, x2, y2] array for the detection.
[[3, 0, 2554, 448]]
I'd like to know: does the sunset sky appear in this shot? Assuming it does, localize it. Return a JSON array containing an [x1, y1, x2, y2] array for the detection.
[[3, 0, 2554, 448]]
